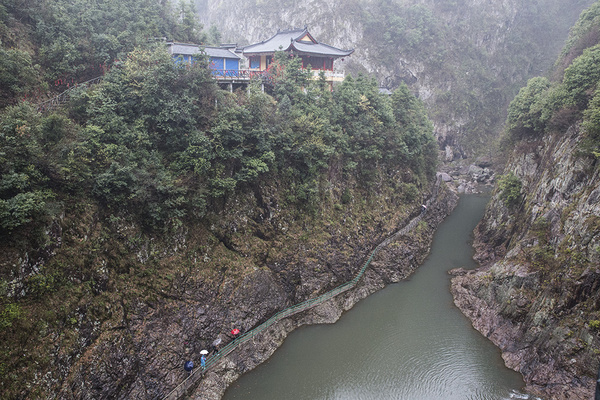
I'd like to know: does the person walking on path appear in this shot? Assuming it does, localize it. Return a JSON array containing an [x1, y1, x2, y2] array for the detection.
[[184, 361, 194, 374], [211, 338, 221, 355], [230, 328, 241, 343], [200, 349, 208, 369]]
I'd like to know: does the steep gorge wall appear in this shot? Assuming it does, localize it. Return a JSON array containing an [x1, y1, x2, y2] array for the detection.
[[195, 0, 593, 158], [194, 179, 458, 400], [59, 179, 457, 400], [451, 126, 600, 399], [1, 166, 455, 399]]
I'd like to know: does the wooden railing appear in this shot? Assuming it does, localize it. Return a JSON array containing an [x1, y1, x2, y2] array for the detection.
[[212, 69, 268, 80]]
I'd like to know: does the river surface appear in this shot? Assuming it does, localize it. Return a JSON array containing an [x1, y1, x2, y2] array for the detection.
[[223, 194, 533, 400]]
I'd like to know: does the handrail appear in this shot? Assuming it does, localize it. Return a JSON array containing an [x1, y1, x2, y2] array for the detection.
[[212, 69, 268, 80], [162, 175, 442, 400], [36, 75, 104, 113]]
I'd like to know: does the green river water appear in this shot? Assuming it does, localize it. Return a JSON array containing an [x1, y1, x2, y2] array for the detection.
[[223, 194, 537, 400]]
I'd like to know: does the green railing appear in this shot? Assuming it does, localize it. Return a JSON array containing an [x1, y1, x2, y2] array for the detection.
[[163, 177, 441, 400], [36, 75, 104, 113]]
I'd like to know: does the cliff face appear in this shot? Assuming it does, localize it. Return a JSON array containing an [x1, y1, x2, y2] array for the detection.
[[196, 0, 593, 158], [196, 179, 458, 400], [58, 179, 457, 400], [451, 125, 600, 399], [0, 160, 456, 399]]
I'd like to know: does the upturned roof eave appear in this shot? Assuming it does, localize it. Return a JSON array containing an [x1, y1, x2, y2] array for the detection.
[[241, 28, 354, 58], [241, 29, 300, 54], [244, 45, 354, 58], [288, 42, 354, 57]]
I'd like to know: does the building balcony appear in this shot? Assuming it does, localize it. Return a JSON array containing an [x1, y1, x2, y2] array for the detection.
[[209, 68, 346, 86], [211, 69, 267, 80], [310, 69, 345, 82]]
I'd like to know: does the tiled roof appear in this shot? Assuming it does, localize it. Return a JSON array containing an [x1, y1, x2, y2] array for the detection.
[[167, 42, 201, 56], [242, 28, 353, 58], [204, 47, 241, 59], [290, 40, 354, 57], [167, 43, 241, 59]]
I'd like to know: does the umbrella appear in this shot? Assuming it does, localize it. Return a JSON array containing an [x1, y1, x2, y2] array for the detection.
[[212, 338, 222, 346], [200, 349, 208, 355], [184, 361, 194, 372], [231, 328, 240, 335]]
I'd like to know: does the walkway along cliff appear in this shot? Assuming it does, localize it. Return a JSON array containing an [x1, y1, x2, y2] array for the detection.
[[160, 176, 457, 399]]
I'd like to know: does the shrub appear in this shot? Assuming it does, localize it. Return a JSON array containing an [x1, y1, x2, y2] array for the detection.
[[0, 191, 51, 231], [341, 188, 352, 204], [506, 77, 552, 138], [563, 44, 600, 107], [400, 182, 419, 202], [582, 89, 600, 158], [497, 172, 522, 208], [0, 303, 21, 330]]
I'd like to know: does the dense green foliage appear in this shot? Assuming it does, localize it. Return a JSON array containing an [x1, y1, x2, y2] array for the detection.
[[582, 89, 600, 157], [354, 0, 593, 155], [506, 77, 552, 137], [27, 46, 432, 230], [0, 2, 440, 396], [505, 7, 600, 158], [560, 1, 600, 64], [0, 47, 39, 108], [0, 0, 436, 360], [497, 172, 522, 208], [0, 0, 438, 244], [0, 0, 205, 107]]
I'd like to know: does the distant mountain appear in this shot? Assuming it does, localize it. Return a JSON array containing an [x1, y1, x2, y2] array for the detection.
[[197, 0, 594, 159]]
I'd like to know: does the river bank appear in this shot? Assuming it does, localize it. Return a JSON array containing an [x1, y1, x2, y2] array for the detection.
[[189, 178, 458, 399], [224, 194, 530, 400], [450, 127, 600, 400]]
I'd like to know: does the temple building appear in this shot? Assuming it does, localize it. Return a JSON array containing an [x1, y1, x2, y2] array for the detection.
[[166, 27, 353, 91], [242, 27, 354, 86], [166, 42, 242, 73]]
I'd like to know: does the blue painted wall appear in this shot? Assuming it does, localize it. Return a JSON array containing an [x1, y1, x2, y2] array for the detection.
[[172, 54, 240, 76], [224, 58, 239, 71], [210, 57, 224, 71]]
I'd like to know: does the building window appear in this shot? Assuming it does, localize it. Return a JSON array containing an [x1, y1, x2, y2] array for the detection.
[[301, 57, 331, 70], [325, 58, 333, 70], [250, 57, 260, 69], [312, 57, 325, 70]]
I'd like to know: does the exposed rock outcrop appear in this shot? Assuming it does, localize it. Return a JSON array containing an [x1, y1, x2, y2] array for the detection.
[[192, 180, 457, 399], [451, 125, 600, 400], [23, 174, 458, 400]]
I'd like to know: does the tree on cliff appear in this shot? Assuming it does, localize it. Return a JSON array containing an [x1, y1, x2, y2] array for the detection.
[[0, 4, 441, 395]]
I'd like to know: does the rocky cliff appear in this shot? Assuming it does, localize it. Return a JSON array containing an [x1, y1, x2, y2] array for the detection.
[[0, 164, 456, 399], [449, 3, 600, 398], [195, 178, 458, 399], [451, 122, 600, 399], [58, 178, 457, 400], [196, 0, 593, 158]]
